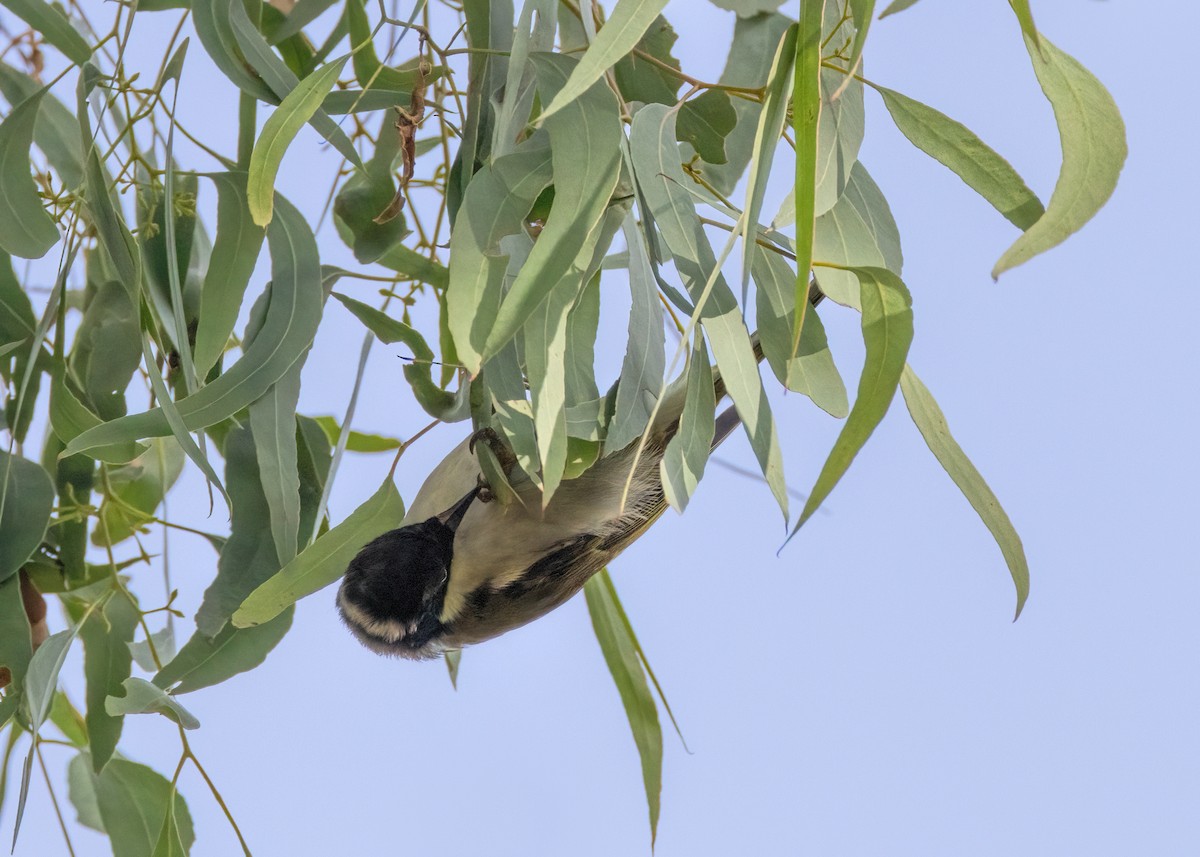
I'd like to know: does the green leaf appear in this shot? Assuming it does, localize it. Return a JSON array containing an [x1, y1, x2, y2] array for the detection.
[[0, 451, 54, 583], [740, 23, 797, 304], [70, 277, 141, 420], [0, 63, 84, 188], [900, 366, 1030, 619], [812, 162, 904, 308], [233, 476, 405, 627], [630, 103, 788, 517], [1008, 0, 1039, 51], [676, 89, 736, 165], [248, 56, 349, 226], [332, 293, 468, 421], [0, 89, 60, 258], [151, 792, 191, 857], [0, 573, 33, 718], [879, 0, 922, 17], [791, 267, 913, 534], [249, 367, 304, 566], [481, 54, 623, 366], [606, 217, 666, 451], [538, 0, 670, 123], [875, 85, 1044, 230], [708, 0, 787, 15], [844, 0, 876, 80], [63, 194, 323, 456], [24, 627, 79, 732], [752, 249, 848, 418], [312, 415, 403, 453], [584, 570, 662, 846], [67, 753, 104, 832], [105, 677, 201, 729], [992, 35, 1126, 278], [193, 171, 267, 374], [375, 243, 449, 289], [0, 0, 92, 64], [792, 7, 820, 350], [270, 0, 339, 44], [703, 13, 792, 196], [153, 609, 293, 694], [94, 438, 186, 546], [81, 144, 141, 305], [191, 0, 277, 103], [660, 333, 715, 512], [225, 0, 362, 167], [90, 757, 196, 857], [79, 592, 139, 772], [445, 135, 553, 374], [612, 14, 680, 107], [194, 425, 283, 637], [444, 649, 461, 688]]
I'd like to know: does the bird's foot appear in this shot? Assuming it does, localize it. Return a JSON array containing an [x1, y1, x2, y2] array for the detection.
[[469, 427, 516, 504]]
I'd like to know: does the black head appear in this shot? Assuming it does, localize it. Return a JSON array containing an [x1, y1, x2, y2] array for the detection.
[[336, 488, 476, 659]]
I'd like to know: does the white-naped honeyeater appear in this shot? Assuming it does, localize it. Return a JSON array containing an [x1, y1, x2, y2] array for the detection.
[[337, 287, 823, 659]]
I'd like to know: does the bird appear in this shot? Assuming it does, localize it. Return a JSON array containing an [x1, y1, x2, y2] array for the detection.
[[336, 288, 821, 660]]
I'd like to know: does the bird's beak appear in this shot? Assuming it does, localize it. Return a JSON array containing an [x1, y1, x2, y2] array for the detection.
[[436, 486, 479, 533]]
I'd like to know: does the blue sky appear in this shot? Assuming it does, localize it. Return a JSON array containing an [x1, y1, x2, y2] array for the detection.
[[12, 1, 1199, 855]]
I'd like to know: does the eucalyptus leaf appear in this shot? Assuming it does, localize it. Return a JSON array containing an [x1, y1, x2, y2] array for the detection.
[[0, 0, 92, 64], [233, 477, 405, 627], [879, 0, 922, 17], [901, 366, 1030, 618], [248, 56, 349, 226], [0, 88, 60, 259], [660, 333, 715, 512], [154, 609, 293, 694], [105, 677, 201, 729], [875, 85, 1044, 230], [0, 450, 54, 583], [584, 570, 662, 845], [79, 591, 140, 772], [0, 63, 84, 187], [90, 757, 196, 857], [63, 195, 323, 456], [992, 35, 1126, 278], [791, 267, 913, 535]]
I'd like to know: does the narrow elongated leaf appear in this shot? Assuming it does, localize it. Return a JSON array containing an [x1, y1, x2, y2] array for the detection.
[[607, 216, 666, 450], [154, 609, 292, 693], [0, 63, 84, 187], [660, 334, 715, 512], [584, 570, 662, 845], [82, 144, 141, 305], [630, 104, 788, 517], [313, 416, 403, 452], [752, 250, 848, 418], [24, 628, 78, 731], [812, 162, 903, 308], [481, 55, 622, 366], [740, 24, 797, 304], [194, 425, 282, 636], [333, 293, 467, 421], [249, 366, 304, 566], [0, 88, 59, 259], [225, 0, 362, 167], [900, 366, 1029, 618], [1008, 0, 1039, 50], [446, 134, 553, 371], [875, 85, 1044, 230], [0, 0, 92, 64], [192, 0, 278, 102], [233, 477, 405, 627], [79, 592, 139, 772], [0, 573, 32, 722], [843, 0, 876, 81], [105, 677, 201, 729], [539, 0, 669, 123], [993, 35, 1126, 278], [0, 451, 54, 582], [63, 195, 322, 455], [193, 172, 266, 374], [792, 7, 821, 350], [704, 13, 792, 196], [493, 0, 556, 156], [248, 56, 348, 226], [791, 267, 912, 534], [523, 272, 579, 505], [879, 0, 922, 16]]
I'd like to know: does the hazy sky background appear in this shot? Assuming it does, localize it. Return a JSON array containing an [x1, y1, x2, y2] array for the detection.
[[10, 1, 1199, 855]]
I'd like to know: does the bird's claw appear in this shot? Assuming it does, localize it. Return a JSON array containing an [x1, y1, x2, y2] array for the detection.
[[470, 427, 516, 504]]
